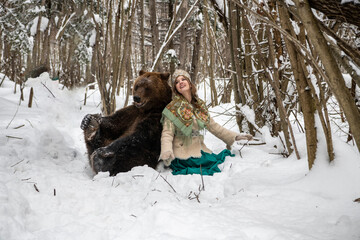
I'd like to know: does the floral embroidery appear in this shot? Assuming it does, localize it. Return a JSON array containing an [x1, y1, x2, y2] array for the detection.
[[178, 101, 193, 126], [163, 95, 210, 136], [194, 108, 209, 123]]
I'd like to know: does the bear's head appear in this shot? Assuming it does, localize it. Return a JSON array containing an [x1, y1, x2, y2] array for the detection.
[[132, 71, 172, 112]]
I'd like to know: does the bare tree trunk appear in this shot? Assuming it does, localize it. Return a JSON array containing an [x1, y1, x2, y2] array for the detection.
[[109, 0, 125, 111], [178, 0, 188, 69], [168, 0, 176, 76], [204, 0, 218, 106], [124, 46, 133, 107], [241, 7, 262, 130], [294, 0, 360, 152], [41, 22, 51, 69], [116, 0, 137, 104], [149, 0, 161, 71], [32, 0, 46, 68], [48, 16, 59, 78], [228, 1, 245, 131], [190, 14, 203, 83], [139, 0, 145, 70], [150, 0, 199, 71], [278, 3, 318, 168], [243, 12, 300, 158], [266, 26, 296, 158]]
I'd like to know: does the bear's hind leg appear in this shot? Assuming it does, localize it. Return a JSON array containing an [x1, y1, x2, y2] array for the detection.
[[90, 147, 117, 174]]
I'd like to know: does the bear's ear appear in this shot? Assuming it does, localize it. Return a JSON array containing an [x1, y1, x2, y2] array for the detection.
[[160, 72, 170, 81], [139, 70, 146, 76]]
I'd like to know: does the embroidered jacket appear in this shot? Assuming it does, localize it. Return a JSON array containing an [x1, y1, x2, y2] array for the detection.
[[160, 96, 238, 166]]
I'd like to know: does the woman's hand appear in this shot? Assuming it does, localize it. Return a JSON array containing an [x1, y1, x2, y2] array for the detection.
[[235, 133, 253, 141], [160, 151, 175, 166]]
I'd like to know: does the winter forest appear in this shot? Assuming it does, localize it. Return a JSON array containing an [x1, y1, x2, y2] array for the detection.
[[1, 0, 360, 239]]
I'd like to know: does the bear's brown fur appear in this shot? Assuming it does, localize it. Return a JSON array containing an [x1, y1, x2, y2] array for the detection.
[[81, 71, 172, 175]]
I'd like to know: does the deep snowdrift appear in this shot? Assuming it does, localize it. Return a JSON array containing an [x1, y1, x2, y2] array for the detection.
[[1, 73, 359, 240]]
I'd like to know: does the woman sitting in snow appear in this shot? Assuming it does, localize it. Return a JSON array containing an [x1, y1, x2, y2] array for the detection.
[[159, 69, 253, 175]]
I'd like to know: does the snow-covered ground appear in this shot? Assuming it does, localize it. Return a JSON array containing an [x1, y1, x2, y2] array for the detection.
[[1, 73, 359, 240]]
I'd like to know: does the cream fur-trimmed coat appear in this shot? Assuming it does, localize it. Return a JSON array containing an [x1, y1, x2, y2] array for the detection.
[[160, 117, 238, 166]]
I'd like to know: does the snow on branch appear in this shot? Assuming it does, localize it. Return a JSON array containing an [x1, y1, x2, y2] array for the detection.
[[150, 0, 200, 71], [56, 12, 76, 40]]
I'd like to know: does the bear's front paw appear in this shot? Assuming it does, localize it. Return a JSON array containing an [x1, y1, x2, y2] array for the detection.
[[81, 114, 102, 130], [90, 147, 116, 173]]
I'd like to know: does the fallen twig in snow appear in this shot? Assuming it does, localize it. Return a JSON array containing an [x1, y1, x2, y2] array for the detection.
[[132, 175, 144, 179], [6, 135, 23, 140], [237, 142, 266, 146], [188, 191, 200, 203], [239, 140, 249, 158], [188, 185, 203, 203], [159, 174, 177, 193], [6, 99, 21, 129], [26, 119, 34, 128], [111, 176, 116, 186], [34, 184, 40, 192], [11, 159, 25, 167], [13, 124, 25, 129], [41, 82, 56, 98], [200, 165, 205, 191], [0, 74, 5, 87], [188, 166, 205, 203], [269, 152, 289, 158]]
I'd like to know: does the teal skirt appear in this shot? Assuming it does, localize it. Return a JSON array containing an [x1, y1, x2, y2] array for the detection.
[[170, 149, 234, 176]]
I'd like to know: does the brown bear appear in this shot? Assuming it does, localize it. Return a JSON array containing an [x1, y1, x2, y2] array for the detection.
[[80, 71, 172, 176]]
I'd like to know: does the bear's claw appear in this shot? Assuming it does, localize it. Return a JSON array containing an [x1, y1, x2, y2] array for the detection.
[[81, 114, 101, 130]]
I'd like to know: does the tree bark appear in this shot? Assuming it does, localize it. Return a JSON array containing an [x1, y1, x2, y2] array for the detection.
[[228, 1, 244, 131], [179, 0, 188, 69], [294, 0, 360, 152], [139, 0, 145, 70], [149, 0, 161, 71], [189, 26, 202, 84], [32, 0, 46, 68], [208, 0, 228, 32], [168, 0, 176, 76], [327, 38, 360, 89], [204, 0, 218, 106], [308, 0, 360, 28], [241, 8, 262, 129], [278, 3, 318, 168]]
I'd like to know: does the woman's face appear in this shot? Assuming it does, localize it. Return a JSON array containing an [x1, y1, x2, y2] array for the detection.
[[175, 76, 191, 96]]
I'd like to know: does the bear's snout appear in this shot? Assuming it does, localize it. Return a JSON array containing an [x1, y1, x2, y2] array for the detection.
[[133, 96, 141, 103]]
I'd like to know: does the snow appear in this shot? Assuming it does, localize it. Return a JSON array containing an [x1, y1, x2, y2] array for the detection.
[[89, 30, 96, 47], [166, 49, 177, 58], [30, 16, 49, 36], [341, 0, 360, 4], [343, 73, 353, 88], [290, 19, 300, 35], [285, 0, 295, 6], [1, 73, 360, 240]]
